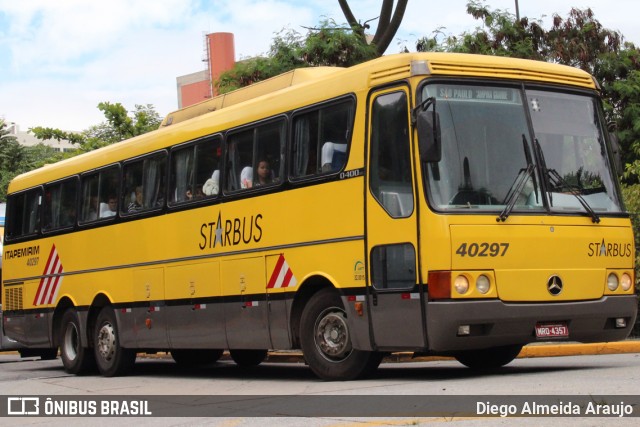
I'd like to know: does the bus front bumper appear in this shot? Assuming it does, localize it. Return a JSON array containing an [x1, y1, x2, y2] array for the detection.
[[426, 295, 638, 352]]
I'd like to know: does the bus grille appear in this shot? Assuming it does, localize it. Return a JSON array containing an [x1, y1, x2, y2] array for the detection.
[[4, 287, 23, 311]]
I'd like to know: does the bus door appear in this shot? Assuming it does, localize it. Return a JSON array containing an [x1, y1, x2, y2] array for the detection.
[[365, 87, 425, 349]]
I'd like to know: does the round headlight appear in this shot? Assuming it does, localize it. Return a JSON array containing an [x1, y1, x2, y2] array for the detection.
[[454, 275, 469, 294], [621, 273, 633, 291], [607, 273, 619, 291], [476, 275, 490, 294]]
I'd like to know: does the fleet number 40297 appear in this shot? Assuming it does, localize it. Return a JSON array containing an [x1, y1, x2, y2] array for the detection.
[[455, 242, 510, 257]]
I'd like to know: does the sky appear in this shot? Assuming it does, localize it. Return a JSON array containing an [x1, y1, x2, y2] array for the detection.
[[1, 0, 639, 132]]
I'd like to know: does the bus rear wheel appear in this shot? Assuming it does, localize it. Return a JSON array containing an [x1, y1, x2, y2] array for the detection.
[[300, 288, 381, 381], [454, 344, 523, 370], [59, 309, 94, 375], [230, 349, 267, 367], [171, 349, 224, 366], [93, 307, 136, 377]]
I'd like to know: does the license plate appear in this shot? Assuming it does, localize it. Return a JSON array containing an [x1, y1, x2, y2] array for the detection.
[[535, 323, 569, 338]]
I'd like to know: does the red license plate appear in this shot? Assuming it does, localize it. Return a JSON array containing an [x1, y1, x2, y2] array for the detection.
[[535, 323, 569, 338]]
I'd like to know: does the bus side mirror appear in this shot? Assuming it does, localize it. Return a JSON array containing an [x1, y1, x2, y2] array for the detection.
[[417, 109, 441, 162]]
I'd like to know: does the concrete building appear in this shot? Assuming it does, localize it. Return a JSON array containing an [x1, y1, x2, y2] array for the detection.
[[3, 121, 75, 153], [176, 32, 236, 109]]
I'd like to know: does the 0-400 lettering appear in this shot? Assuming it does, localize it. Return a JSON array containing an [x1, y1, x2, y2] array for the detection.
[[456, 242, 509, 257]]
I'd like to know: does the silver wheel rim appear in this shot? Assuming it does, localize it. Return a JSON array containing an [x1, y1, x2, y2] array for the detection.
[[97, 322, 116, 362], [63, 322, 79, 361], [314, 307, 352, 362]]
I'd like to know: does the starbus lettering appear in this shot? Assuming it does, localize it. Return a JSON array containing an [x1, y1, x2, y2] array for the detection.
[[587, 239, 632, 258], [199, 211, 263, 250]]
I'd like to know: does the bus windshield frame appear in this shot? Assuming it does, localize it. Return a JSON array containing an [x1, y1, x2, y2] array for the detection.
[[420, 80, 624, 218]]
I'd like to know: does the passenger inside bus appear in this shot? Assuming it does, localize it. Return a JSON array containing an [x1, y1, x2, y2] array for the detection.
[[255, 159, 273, 186], [128, 186, 143, 212], [99, 196, 118, 217], [321, 142, 347, 172], [202, 170, 220, 196], [240, 167, 253, 189]]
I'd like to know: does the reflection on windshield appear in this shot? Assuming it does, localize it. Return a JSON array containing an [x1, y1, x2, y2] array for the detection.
[[423, 83, 622, 216]]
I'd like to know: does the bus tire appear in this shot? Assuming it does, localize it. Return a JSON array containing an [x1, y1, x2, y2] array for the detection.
[[94, 307, 136, 377], [454, 344, 523, 370], [171, 349, 224, 366], [300, 288, 380, 381], [59, 309, 94, 375], [230, 349, 267, 367]]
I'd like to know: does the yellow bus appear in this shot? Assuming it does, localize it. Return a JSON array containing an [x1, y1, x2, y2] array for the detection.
[[2, 53, 637, 380]]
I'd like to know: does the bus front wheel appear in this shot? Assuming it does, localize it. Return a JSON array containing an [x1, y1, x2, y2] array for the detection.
[[454, 344, 523, 370], [93, 307, 136, 377], [59, 309, 94, 375], [300, 288, 382, 381]]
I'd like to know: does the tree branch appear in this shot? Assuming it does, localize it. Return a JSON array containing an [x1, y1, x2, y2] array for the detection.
[[373, 0, 394, 45], [373, 0, 409, 55]]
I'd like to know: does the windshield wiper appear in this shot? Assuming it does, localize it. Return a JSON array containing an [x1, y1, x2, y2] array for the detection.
[[497, 164, 534, 222], [497, 135, 539, 222], [533, 138, 601, 224]]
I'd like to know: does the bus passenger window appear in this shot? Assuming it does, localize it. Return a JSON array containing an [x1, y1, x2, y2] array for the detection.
[[6, 188, 42, 239], [170, 137, 221, 205], [80, 165, 119, 223], [254, 120, 284, 187], [43, 178, 78, 231], [225, 120, 283, 192], [122, 152, 166, 214], [291, 98, 354, 178]]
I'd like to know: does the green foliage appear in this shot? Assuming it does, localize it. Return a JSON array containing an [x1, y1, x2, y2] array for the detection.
[[216, 19, 376, 94], [31, 103, 161, 153], [0, 120, 64, 201], [1, 103, 161, 201], [621, 184, 640, 293]]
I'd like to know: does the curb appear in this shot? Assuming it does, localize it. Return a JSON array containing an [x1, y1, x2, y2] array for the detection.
[[265, 340, 640, 364]]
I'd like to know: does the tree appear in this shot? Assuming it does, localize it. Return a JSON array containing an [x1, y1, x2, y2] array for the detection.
[[338, 0, 409, 56], [216, 19, 377, 94], [31, 102, 162, 153], [0, 120, 62, 201], [1, 103, 161, 201]]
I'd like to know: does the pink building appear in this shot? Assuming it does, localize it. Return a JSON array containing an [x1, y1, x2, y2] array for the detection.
[[176, 32, 236, 109]]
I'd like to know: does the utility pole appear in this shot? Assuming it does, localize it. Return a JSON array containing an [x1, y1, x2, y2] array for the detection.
[[515, 0, 520, 21]]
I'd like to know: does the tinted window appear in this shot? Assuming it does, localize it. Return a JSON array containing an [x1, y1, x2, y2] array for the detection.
[[291, 99, 354, 178], [370, 91, 414, 217], [170, 137, 222, 204], [43, 178, 78, 231], [80, 166, 119, 223], [226, 119, 285, 192], [7, 188, 42, 239], [121, 152, 167, 214]]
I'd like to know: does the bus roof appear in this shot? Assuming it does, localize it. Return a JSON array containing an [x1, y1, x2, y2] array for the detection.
[[7, 52, 596, 194]]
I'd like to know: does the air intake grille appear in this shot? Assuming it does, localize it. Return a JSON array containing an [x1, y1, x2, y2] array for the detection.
[[4, 287, 23, 311], [427, 60, 594, 88]]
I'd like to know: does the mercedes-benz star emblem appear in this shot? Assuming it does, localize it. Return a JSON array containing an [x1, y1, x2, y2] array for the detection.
[[547, 275, 563, 296]]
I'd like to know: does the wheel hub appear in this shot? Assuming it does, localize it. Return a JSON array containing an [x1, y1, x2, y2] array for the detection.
[[97, 322, 116, 361], [315, 309, 351, 360]]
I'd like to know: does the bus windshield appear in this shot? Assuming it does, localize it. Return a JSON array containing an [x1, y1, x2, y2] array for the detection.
[[422, 83, 622, 215]]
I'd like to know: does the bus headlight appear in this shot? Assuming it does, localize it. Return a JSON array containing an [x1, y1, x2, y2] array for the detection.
[[607, 273, 619, 291], [454, 275, 469, 294], [476, 275, 490, 294], [621, 273, 633, 291]]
